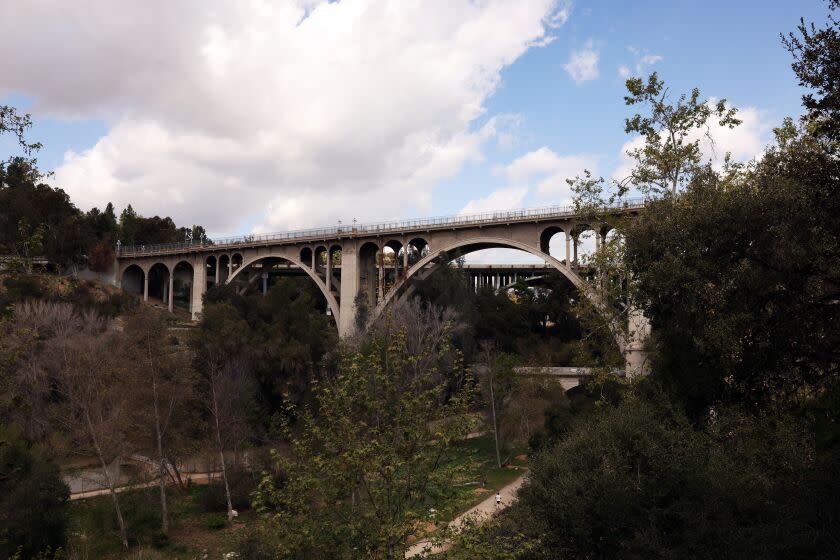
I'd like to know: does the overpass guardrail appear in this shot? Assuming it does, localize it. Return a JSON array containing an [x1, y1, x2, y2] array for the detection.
[[117, 198, 645, 257]]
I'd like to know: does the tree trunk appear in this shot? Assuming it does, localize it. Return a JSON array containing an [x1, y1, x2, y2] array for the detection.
[[210, 374, 234, 520], [86, 410, 128, 551], [489, 368, 502, 469], [149, 339, 169, 534]]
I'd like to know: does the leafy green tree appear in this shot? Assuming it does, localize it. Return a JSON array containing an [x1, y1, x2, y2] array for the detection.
[[625, 121, 840, 416], [251, 312, 476, 560], [783, 0, 840, 143], [0, 425, 69, 560], [478, 344, 519, 468], [452, 395, 831, 560], [622, 72, 740, 196], [0, 105, 41, 161]]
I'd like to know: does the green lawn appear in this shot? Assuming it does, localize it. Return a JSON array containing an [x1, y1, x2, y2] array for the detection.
[[423, 434, 528, 524], [66, 483, 256, 559], [65, 436, 526, 558]]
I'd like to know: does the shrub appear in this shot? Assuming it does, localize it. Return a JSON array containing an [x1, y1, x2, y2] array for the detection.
[[2, 275, 45, 302], [205, 514, 227, 531], [199, 467, 255, 513], [0, 425, 70, 560]]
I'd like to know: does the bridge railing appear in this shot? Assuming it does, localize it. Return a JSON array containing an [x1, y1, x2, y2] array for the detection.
[[117, 197, 645, 256]]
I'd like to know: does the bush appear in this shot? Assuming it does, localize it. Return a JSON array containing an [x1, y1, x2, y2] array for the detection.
[[199, 467, 255, 513], [2, 275, 45, 302], [509, 398, 826, 559], [235, 528, 284, 560], [205, 514, 227, 531], [0, 425, 70, 560]]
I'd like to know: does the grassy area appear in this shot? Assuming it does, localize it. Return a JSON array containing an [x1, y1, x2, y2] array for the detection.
[[425, 434, 528, 524], [65, 436, 526, 558], [66, 483, 256, 559]]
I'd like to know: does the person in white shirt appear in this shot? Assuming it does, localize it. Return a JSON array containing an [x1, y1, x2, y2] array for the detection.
[[495, 492, 502, 507]]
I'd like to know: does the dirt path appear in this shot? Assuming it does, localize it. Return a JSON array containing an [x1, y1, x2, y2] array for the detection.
[[69, 472, 221, 501], [405, 473, 526, 558]]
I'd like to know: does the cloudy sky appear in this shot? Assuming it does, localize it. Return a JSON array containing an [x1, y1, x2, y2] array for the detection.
[[0, 0, 828, 260]]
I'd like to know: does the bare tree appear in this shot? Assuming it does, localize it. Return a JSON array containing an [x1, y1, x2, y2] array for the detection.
[[57, 323, 132, 551], [125, 309, 197, 536]]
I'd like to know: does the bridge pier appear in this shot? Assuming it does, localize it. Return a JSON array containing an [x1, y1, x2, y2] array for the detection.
[[191, 256, 206, 320], [338, 241, 359, 337], [624, 308, 651, 377]]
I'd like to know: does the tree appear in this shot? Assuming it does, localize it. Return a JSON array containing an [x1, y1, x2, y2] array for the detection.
[[251, 305, 476, 559], [194, 301, 257, 522], [0, 425, 69, 560], [125, 308, 197, 536], [0, 105, 41, 160], [624, 120, 840, 416], [56, 317, 133, 551], [478, 344, 519, 468], [622, 72, 740, 196], [450, 393, 835, 560], [783, 1, 840, 143]]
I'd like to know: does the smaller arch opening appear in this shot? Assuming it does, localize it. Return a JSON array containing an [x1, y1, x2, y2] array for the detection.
[[121, 265, 145, 297], [218, 255, 231, 283], [205, 256, 218, 289], [358, 241, 381, 308], [173, 261, 194, 311], [300, 247, 313, 267], [407, 237, 429, 265], [148, 263, 170, 302]]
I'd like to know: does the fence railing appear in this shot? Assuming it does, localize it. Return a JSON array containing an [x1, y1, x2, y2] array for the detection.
[[117, 198, 645, 257]]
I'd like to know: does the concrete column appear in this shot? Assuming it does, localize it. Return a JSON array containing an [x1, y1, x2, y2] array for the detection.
[[143, 273, 149, 302], [214, 258, 220, 285], [228, 258, 233, 280], [377, 250, 384, 303], [191, 259, 206, 320], [326, 249, 333, 293], [338, 241, 359, 338], [167, 273, 174, 313], [402, 242, 409, 273], [565, 232, 571, 266], [261, 273, 268, 296], [573, 235, 578, 267], [312, 249, 316, 270], [624, 307, 651, 378]]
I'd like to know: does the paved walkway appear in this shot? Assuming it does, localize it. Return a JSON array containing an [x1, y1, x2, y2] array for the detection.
[[405, 473, 526, 558]]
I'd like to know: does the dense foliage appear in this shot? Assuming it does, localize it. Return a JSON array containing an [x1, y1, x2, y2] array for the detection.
[[0, 425, 69, 560]]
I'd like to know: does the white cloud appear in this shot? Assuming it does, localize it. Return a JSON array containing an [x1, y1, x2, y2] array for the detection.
[[564, 39, 599, 84], [459, 185, 529, 215], [1, 0, 567, 236], [494, 146, 599, 201], [617, 47, 663, 78]]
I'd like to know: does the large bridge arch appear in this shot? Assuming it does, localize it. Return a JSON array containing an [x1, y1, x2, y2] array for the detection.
[[227, 253, 340, 326], [376, 236, 585, 311], [371, 236, 629, 353]]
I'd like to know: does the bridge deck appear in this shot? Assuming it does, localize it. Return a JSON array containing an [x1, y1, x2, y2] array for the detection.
[[117, 199, 644, 258]]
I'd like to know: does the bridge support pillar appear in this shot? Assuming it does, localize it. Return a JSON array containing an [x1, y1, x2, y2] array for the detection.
[[143, 273, 149, 302], [167, 273, 174, 313], [191, 259, 206, 320], [326, 250, 332, 293], [338, 242, 359, 338], [624, 307, 651, 378], [565, 232, 571, 266], [377, 250, 384, 303]]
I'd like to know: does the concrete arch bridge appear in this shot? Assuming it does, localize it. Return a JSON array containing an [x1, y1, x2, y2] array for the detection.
[[115, 200, 649, 375]]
